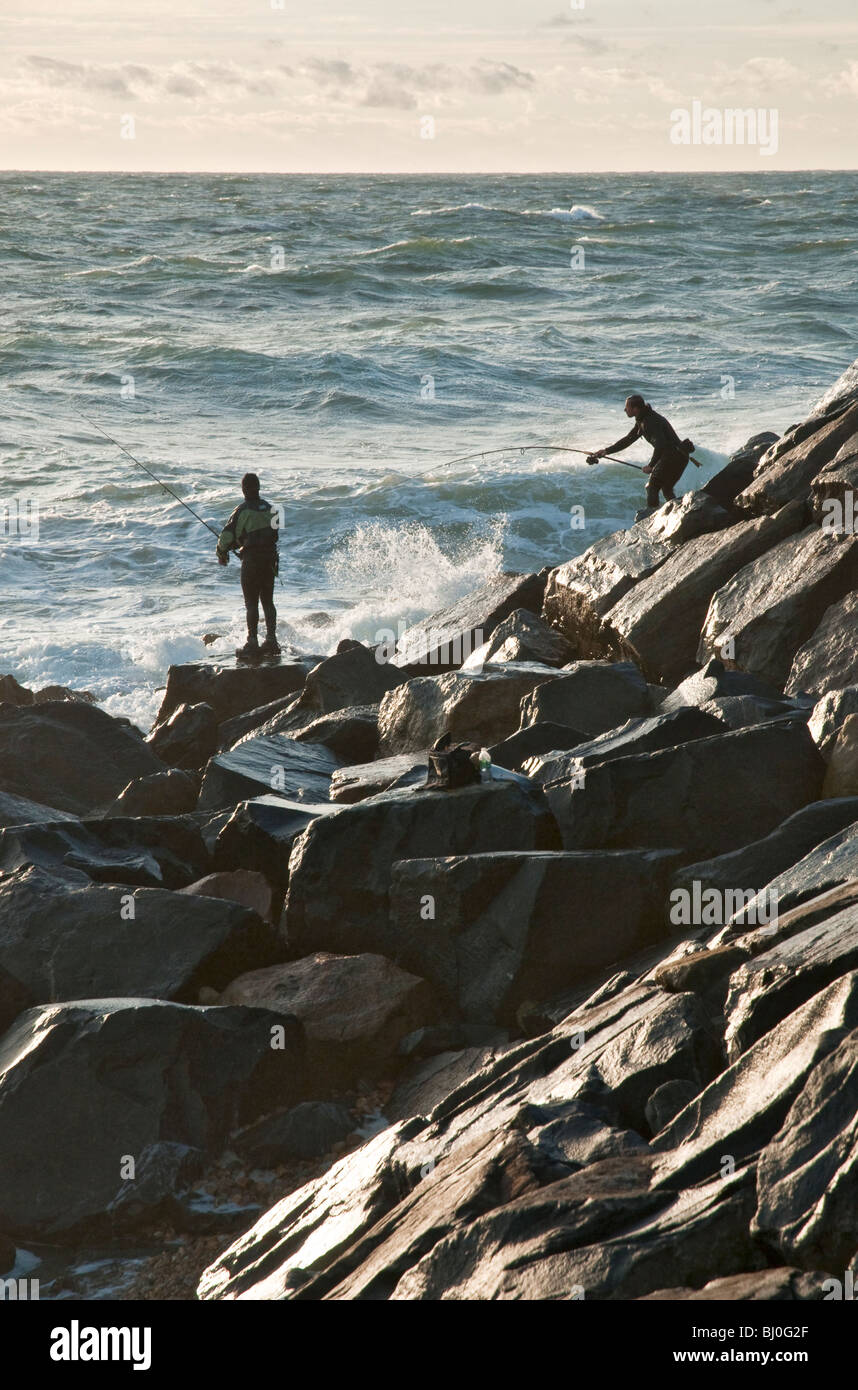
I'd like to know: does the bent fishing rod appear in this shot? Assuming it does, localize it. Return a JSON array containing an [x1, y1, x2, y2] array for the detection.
[[439, 443, 702, 472]]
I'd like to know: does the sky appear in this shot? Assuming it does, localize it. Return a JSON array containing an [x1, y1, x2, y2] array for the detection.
[[0, 0, 856, 171]]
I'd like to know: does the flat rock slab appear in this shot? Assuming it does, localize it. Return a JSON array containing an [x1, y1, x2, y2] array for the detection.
[[0, 998, 305, 1239], [0, 814, 210, 890], [519, 660, 650, 736], [460, 608, 573, 670], [488, 722, 588, 772], [378, 663, 562, 755], [219, 951, 437, 1082], [737, 398, 858, 515], [285, 781, 559, 959], [753, 1028, 858, 1272], [330, 753, 427, 805], [0, 791, 77, 829], [545, 721, 824, 857], [724, 902, 858, 1059], [526, 707, 724, 785], [725, 820, 858, 928], [154, 660, 312, 728], [198, 735, 341, 811], [699, 526, 858, 690], [640, 1268, 827, 1301], [388, 849, 682, 1024], [391, 571, 546, 673], [600, 502, 806, 685], [0, 863, 279, 1033], [652, 972, 858, 1189], [0, 702, 165, 817]]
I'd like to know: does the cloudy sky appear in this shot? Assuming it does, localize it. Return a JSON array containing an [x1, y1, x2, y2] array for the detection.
[[1, 0, 856, 171]]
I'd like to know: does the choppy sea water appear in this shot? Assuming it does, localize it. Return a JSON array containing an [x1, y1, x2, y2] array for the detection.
[[2, 171, 856, 728]]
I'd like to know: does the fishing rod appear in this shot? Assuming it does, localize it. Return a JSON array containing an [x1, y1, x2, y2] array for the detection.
[[438, 443, 646, 472], [76, 409, 221, 538]]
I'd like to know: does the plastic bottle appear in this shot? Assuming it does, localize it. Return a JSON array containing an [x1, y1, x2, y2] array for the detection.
[[478, 748, 492, 783]]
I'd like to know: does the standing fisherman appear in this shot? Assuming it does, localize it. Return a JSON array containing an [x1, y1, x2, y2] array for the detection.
[[216, 473, 281, 659], [588, 394, 695, 509]]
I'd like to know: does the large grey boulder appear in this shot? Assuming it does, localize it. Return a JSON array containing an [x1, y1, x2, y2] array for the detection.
[[107, 769, 200, 818], [391, 572, 547, 673], [461, 608, 574, 670], [660, 657, 783, 714], [542, 529, 673, 655], [786, 591, 858, 698], [736, 398, 858, 515], [702, 432, 780, 508], [753, 1027, 858, 1272], [293, 644, 406, 718], [488, 723, 587, 773], [213, 796, 335, 891], [699, 526, 858, 690], [0, 702, 165, 816], [387, 849, 682, 1023], [652, 972, 858, 1189], [378, 664, 561, 755], [293, 704, 380, 764], [525, 707, 724, 785], [218, 951, 437, 1084], [285, 782, 559, 958], [0, 863, 279, 1033], [723, 820, 858, 930], [0, 998, 305, 1239], [545, 721, 824, 857], [808, 686, 858, 759], [519, 660, 650, 736], [154, 660, 311, 728], [146, 701, 218, 769], [0, 790, 77, 829], [640, 1268, 827, 1301], [329, 753, 427, 805], [599, 503, 806, 685], [809, 428, 858, 521], [198, 734, 341, 811], [724, 903, 858, 1059], [670, 798, 858, 905]]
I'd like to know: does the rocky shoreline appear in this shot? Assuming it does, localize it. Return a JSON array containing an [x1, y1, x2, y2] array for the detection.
[[3, 358, 858, 1300]]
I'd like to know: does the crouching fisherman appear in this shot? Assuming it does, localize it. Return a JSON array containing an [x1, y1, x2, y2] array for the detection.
[[216, 472, 281, 658]]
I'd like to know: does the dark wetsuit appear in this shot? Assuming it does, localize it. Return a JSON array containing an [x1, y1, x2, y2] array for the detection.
[[606, 405, 689, 507], [217, 497, 279, 640]]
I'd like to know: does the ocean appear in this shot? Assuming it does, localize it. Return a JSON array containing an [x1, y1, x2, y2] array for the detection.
[[2, 170, 856, 729]]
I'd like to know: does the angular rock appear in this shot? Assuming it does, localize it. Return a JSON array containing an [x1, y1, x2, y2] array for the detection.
[[219, 952, 437, 1082], [0, 790, 76, 829], [107, 768, 199, 818], [660, 657, 783, 714], [671, 798, 858, 904], [154, 660, 311, 728], [640, 1268, 827, 1301], [292, 705, 379, 764], [808, 686, 858, 759], [823, 714, 858, 797], [286, 782, 559, 959], [700, 526, 858, 690], [460, 608, 574, 670], [0, 864, 279, 1033], [213, 796, 335, 891], [294, 644, 405, 718], [724, 820, 858, 928], [198, 734, 341, 812], [753, 1028, 858, 1272], [387, 849, 682, 1024], [0, 999, 305, 1239], [391, 572, 547, 673], [703, 432, 780, 508], [724, 902, 858, 1059], [0, 813, 210, 890], [542, 529, 673, 655], [217, 692, 306, 751], [525, 707, 724, 785], [378, 664, 562, 755], [329, 753, 427, 805], [699, 695, 804, 730], [601, 503, 806, 685], [147, 701, 218, 769], [653, 972, 858, 1189], [737, 398, 858, 515], [546, 721, 824, 857], [518, 660, 650, 736], [809, 429, 858, 522], [634, 490, 734, 545], [179, 868, 274, 923], [0, 701, 165, 816], [0, 674, 95, 707], [644, 1080, 699, 1137], [488, 723, 587, 773], [232, 1102, 355, 1167]]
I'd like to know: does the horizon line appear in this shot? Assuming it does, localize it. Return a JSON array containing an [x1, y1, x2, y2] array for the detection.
[[1, 166, 856, 176]]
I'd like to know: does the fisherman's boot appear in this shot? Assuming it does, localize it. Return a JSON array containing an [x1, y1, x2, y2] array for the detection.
[[236, 626, 261, 660], [260, 625, 281, 657]]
